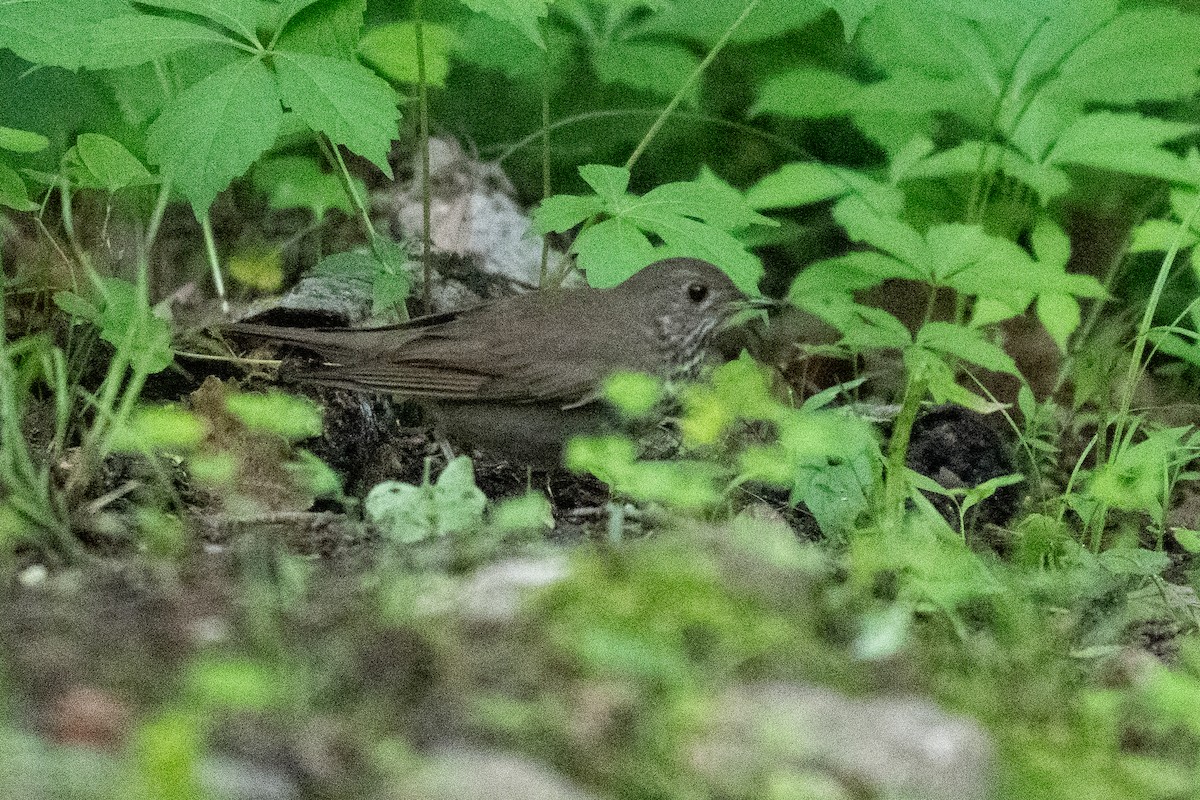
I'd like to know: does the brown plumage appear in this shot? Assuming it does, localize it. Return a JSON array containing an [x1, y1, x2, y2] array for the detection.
[[224, 257, 749, 463]]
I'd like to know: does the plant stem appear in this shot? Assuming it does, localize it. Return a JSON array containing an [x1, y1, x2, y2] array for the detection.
[[414, 0, 433, 311], [881, 367, 930, 530], [624, 0, 762, 172], [200, 213, 228, 314]]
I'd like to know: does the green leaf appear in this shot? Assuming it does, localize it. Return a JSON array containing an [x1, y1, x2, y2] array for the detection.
[[0, 126, 49, 153], [251, 154, 360, 219], [825, 0, 881, 40], [832, 194, 928, 267], [752, 67, 863, 118], [917, 321, 1019, 375], [604, 371, 664, 419], [458, 0, 549, 48], [904, 141, 1071, 202], [0, 0, 129, 69], [273, 50, 399, 178], [370, 238, 412, 316], [640, 173, 775, 231], [109, 404, 207, 452], [95, 278, 174, 375], [1173, 529, 1200, 554], [579, 163, 630, 204], [225, 390, 323, 440], [80, 12, 236, 68], [135, 0, 262, 41], [491, 492, 553, 533], [1045, 112, 1199, 183], [1029, 216, 1070, 270], [454, 11, 544, 78], [52, 290, 101, 323], [532, 193, 605, 233], [186, 656, 282, 711], [63, 133, 157, 192], [1052, 8, 1200, 105], [276, 0, 365, 59], [634, 0, 826, 45], [358, 21, 456, 87], [365, 456, 487, 542], [594, 40, 700, 104], [146, 57, 282, 215], [745, 163, 884, 210], [0, 160, 36, 211], [1035, 293, 1081, 354], [573, 218, 659, 287], [1130, 219, 1199, 254]]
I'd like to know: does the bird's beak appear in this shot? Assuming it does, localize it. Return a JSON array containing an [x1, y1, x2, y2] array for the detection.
[[720, 295, 781, 330]]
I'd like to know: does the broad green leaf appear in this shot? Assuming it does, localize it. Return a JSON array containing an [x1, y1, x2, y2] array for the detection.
[[573, 218, 659, 287], [604, 372, 664, 419], [454, 11, 545, 78], [227, 245, 283, 291], [1045, 112, 1198, 183], [1053, 8, 1200, 105], [458, 0, 549, 48], [63, 133, 156, 192], [621, 211, 763, 294], [1036, 293, 1081, 353], [745, 162, 852, 210], [491, 492, 554, 533], [0, 126, 49, 153], [787, 254, 898, 298], [186, 657, 282, 711], [638, 177, 774, 231], [593, 40, 700, 104], [904, 141, 1071, 202], [634, 0, 826, 44], [147, 58, 282, 215], [370, 237, 412, 317], [81, 12, 236, 68], [752, 67, 863, 118], [273, 50, 399, 178], [917, 321, 1018, 375], [1029, 216, 1070, 270], [826, 0, 882, 39], [1130, 219, 1199, 254], [359, 22, 456, 87], [0, 0, 129, 69], [225, 390, 323, 440], [532, 193, 605, 232], [135, 0, 263, 41], [277, 0, 365, 59], [96, 278, 174, 374], [110, 404, 207, 452], [365, 456, 487, 542], [251, 155, 361, 219], [53, 290, 101, 323], [832, 194, 928, 266], [0, 161, 36, 211], [579, 164, 630, 204]]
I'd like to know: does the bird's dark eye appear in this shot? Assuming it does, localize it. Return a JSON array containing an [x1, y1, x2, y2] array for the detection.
[[687, 283, 709, 303]]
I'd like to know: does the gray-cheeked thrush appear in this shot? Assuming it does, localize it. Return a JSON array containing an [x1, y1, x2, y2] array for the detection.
[[225, 257, 752, 465]]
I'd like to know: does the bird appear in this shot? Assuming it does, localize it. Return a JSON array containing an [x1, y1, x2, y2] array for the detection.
[[224, 257, 755, 465]]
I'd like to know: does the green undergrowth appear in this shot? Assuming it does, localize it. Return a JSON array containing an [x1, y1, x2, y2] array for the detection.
[[3, 0, 1200, 797]]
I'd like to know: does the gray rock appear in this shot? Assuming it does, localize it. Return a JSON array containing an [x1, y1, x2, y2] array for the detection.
[[690, 683, 994, 800], [391, 747, 602, 800]]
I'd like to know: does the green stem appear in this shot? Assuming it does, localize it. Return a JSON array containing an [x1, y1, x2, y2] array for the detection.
[[539, 55, 552, 286], [200, 213, 228, 314], [1111, 191, 1200, 449], [414, 0, 433, 311], [881, 369, 930, 530], [624, 0, 762, 172]]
